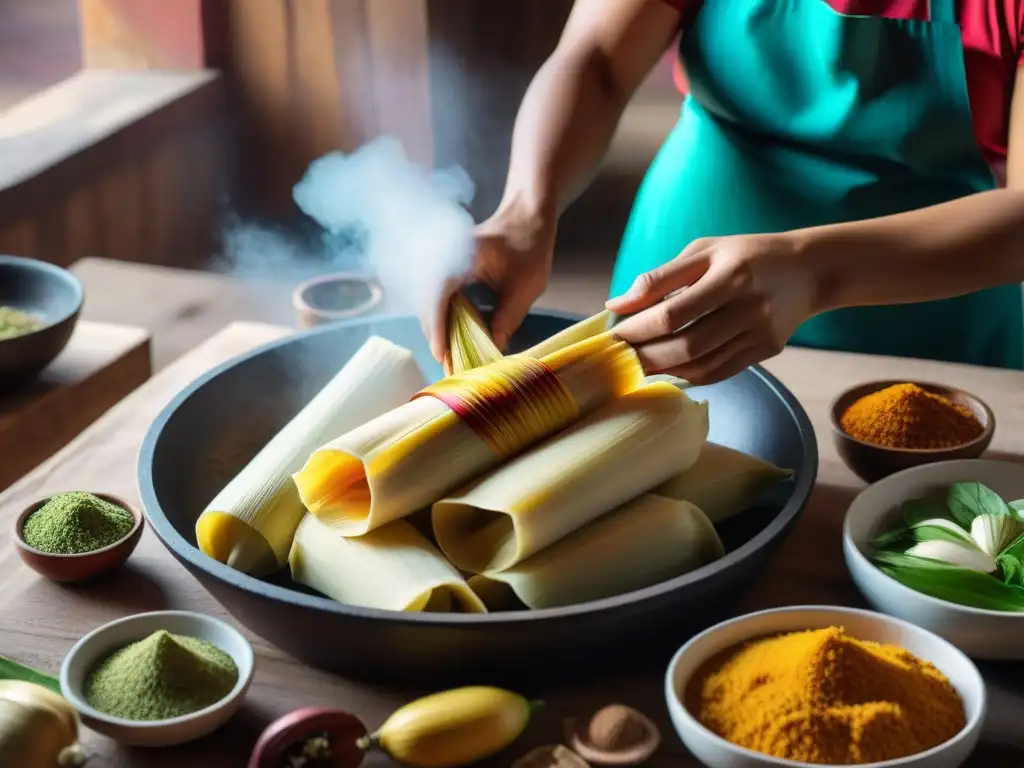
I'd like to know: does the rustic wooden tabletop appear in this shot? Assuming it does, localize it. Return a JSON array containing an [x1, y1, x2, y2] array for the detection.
[[0, 320, 1022, 767]]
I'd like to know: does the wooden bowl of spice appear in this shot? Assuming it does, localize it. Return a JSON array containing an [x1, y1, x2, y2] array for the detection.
[[59, 610, 255, 747], [665, 605, 986, 767], [12, 491, 144, 583], [830, 381, 994, 483]]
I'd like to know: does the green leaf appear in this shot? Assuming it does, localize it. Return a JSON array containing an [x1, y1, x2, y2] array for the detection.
[[0, 655, 61, 695], [871, 526, 911, 550], [1001, 531, 1024, 560], [997, 553, 1024, 586], [1010, 500, 1024, 520], [902, 497, 952, 527], [947, 482, 1011, 528], [872, 551, 1024, 612], [909, 521, 973, 545]]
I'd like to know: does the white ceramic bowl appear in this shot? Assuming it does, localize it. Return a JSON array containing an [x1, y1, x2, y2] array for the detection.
[[665, 606, 986, 768], [844, 459, 1024, 659], [60, 610, 255, 747]]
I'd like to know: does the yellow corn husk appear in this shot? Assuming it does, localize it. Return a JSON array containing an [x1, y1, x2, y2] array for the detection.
[[519, 310, 614, 358], [196, 336, 427, 576], [445, 293, 503, 375], [653, 442, 792, 524], [288, 514, 485, 613], [359, 687, 535, 767], [293, 331, 644, 537], [432, 382, 710, 574], [468, 496, 723, 610]]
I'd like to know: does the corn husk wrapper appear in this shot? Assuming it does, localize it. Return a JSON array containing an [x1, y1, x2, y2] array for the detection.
[[195, 336, 427, 576], [653, 442, 792, 524], [468, 496, 723, 610], [444, 293, 502, 375], [289, 514, 486, 612], [433, 382, 710, 573], [293, 331, 644, 537]]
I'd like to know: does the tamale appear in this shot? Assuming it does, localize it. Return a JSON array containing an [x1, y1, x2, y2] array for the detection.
[[195, 336, 427, 575], [654, 442, 792, 523], [293, 331, 645, 537], [432, 382, 710, 573], [289, 514, 486, 612], [468, 496, 723, 610]]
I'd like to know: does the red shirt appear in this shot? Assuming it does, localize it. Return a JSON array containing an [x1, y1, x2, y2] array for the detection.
[[662, 0, 1024, 181]]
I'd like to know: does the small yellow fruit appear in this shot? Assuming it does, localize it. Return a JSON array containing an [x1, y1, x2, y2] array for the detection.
[[361, 686, 538, 767]]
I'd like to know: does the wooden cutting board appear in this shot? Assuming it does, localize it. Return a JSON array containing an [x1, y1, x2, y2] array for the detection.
[[0, 321, 1022, 766], [0, 319, 150, 490]]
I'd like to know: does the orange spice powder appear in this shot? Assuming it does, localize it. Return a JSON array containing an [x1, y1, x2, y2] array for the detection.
[[839, 383, 982, 450]]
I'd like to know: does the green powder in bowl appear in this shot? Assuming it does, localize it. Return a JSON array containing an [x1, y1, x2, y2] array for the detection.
[[22, 492, 135, 555], [84, 630, 239, 721], [0, 305, 43, 340]]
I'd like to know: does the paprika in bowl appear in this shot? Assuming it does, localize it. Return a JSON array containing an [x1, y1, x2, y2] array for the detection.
[[829, 381, 994, 483]]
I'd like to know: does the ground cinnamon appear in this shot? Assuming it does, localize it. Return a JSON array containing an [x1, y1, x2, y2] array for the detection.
[[839, 383, 982, 449]]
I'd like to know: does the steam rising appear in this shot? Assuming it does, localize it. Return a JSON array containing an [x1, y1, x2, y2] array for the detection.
[[292, 136, 477, 317]]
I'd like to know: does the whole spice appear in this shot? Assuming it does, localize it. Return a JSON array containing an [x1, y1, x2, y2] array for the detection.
[[567, 704, 659, 765], [0, 306, 42, 340], [687, 626, 966, 765], [84, 630, 238, 721], [22, 492, 134, 555], [839, 383, 982, 449]]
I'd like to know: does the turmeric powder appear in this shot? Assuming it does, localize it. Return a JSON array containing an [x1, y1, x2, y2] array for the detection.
[[839, 383, 982, 450], [687, 626, 965, 765]]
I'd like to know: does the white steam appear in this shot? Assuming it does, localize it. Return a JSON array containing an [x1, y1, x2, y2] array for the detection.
[[292, 136, 477, 318]]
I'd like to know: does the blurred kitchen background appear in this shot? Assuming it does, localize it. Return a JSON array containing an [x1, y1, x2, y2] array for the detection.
[[0, 0, 682, 364]]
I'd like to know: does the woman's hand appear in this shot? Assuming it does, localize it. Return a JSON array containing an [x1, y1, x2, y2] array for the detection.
[[427, 202, 556, 362], [607, 233, 821, 385]]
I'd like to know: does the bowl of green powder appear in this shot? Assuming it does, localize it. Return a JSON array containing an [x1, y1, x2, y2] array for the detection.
[[13, 491, 144, 582], [0, 255, 84, 383], [59, 610, 255, 747]]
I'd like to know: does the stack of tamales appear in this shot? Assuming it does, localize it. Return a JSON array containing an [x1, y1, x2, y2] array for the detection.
[[194, 295, 791, 612]]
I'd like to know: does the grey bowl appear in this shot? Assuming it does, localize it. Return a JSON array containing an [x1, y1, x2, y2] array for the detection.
[[138, 311, 817, 686], [0, 255, 83, 383]]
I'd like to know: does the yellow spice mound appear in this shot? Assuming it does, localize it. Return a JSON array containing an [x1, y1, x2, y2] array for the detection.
[[690, 626, 965, 765]]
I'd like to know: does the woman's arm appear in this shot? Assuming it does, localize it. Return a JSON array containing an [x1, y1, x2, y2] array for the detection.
[[495, 0, 682, 223], [802, 65, 1024, 314]]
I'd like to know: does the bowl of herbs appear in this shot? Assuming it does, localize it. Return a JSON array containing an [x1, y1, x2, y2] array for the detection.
[[0, 255, 83, 383], [844, 458, 1024, 659]]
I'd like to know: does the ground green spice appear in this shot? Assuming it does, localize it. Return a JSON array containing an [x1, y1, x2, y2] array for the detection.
[[22, 492, 134, 554], [84, 630, 239, 721], [0, 306, 42, 340]]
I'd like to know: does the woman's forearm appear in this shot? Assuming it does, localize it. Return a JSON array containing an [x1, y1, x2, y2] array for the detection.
[[497, 47, 631, 223], [803, 189, 1024, 313]]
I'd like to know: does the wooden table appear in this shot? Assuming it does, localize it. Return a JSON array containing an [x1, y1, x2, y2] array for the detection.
[[1, 321, 1023, 767], [0, 319, 150, 490]]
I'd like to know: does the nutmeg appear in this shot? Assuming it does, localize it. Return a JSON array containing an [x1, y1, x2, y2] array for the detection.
[[566, 703, 660, 766], [588, 705, 647, 751]]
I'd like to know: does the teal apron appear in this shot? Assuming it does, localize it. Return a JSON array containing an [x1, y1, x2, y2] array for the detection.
[[610, 0, 1024, 369]]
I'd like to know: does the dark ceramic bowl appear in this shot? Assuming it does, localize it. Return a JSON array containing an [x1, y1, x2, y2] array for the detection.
[[13, 493, 144, 583], [0, 255, 84, 384], [138, 311, 817, 687], [830, 380, 995, 483], [291, 273, 383, 329]]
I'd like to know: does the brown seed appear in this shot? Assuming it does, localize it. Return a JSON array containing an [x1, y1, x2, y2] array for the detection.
[[512, 745, 591, 768], [587, 705, 647, 751]]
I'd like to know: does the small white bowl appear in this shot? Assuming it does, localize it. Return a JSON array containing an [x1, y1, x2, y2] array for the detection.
[[844, 459, 1024, 659], [665, 606, 986, 768], [60, 610, 255, 747]]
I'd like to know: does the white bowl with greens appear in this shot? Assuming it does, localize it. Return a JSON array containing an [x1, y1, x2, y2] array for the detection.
[[844, 459, 1024, 659]]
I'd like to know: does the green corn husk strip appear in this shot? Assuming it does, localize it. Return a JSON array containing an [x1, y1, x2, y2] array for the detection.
[[445, 294, 503, 375], [873, 550, 1024, 612], [0, 656, 61, 695]]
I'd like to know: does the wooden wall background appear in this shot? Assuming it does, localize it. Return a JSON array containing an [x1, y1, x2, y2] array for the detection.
[[0, 72, 225, 269], [0, 0, 574, 266]]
